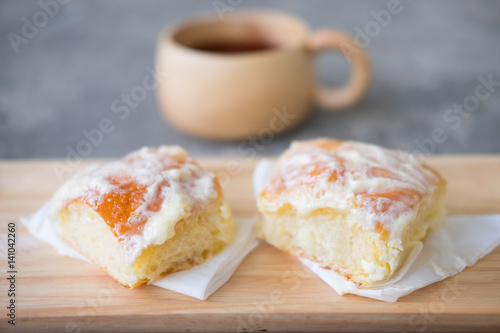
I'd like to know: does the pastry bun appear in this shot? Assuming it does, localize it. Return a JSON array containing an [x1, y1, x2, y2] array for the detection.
[[257, 138, 446, 288], [51, 146, 233, 288]]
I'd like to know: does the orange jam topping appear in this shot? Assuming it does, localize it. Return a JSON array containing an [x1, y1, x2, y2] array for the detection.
[[262, 162, 344, 197], [353, 188, 423, 237], [87, 176, 166, 239], [353, 188, 423, 215], [261, 141, 346, 198], [260, 139, 440, 233], [63, 147, 218, 244]]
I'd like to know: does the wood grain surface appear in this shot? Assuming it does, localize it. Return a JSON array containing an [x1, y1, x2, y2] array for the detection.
[[0, 156, 499, 332]]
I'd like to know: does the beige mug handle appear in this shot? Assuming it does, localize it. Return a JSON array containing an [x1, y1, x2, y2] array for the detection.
[[307, 30, 371, 111]]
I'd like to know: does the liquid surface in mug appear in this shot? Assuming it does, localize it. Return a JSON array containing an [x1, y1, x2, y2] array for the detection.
[[191, 41, 276, 53]]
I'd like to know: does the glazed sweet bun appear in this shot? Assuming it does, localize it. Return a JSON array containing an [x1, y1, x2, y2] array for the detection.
[[51, 146, 233, 288], [257, 138, 446, 288]]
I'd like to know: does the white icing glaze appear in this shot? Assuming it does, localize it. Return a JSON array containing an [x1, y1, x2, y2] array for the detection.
[[51, 146, 218, 265], [259, 139, 442, 233]]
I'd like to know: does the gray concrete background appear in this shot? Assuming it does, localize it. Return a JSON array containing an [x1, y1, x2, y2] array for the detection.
[[1, 0, 499, 159]]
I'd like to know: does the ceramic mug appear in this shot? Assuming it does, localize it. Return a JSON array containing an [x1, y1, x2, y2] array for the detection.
[[156, 10, 371, 140]]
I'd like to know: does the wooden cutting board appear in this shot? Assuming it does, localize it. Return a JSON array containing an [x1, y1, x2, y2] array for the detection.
[[1, 156, 499, 332]]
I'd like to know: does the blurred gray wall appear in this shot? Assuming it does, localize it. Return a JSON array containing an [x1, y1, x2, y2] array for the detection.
[[1, 0, 499, 159]]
